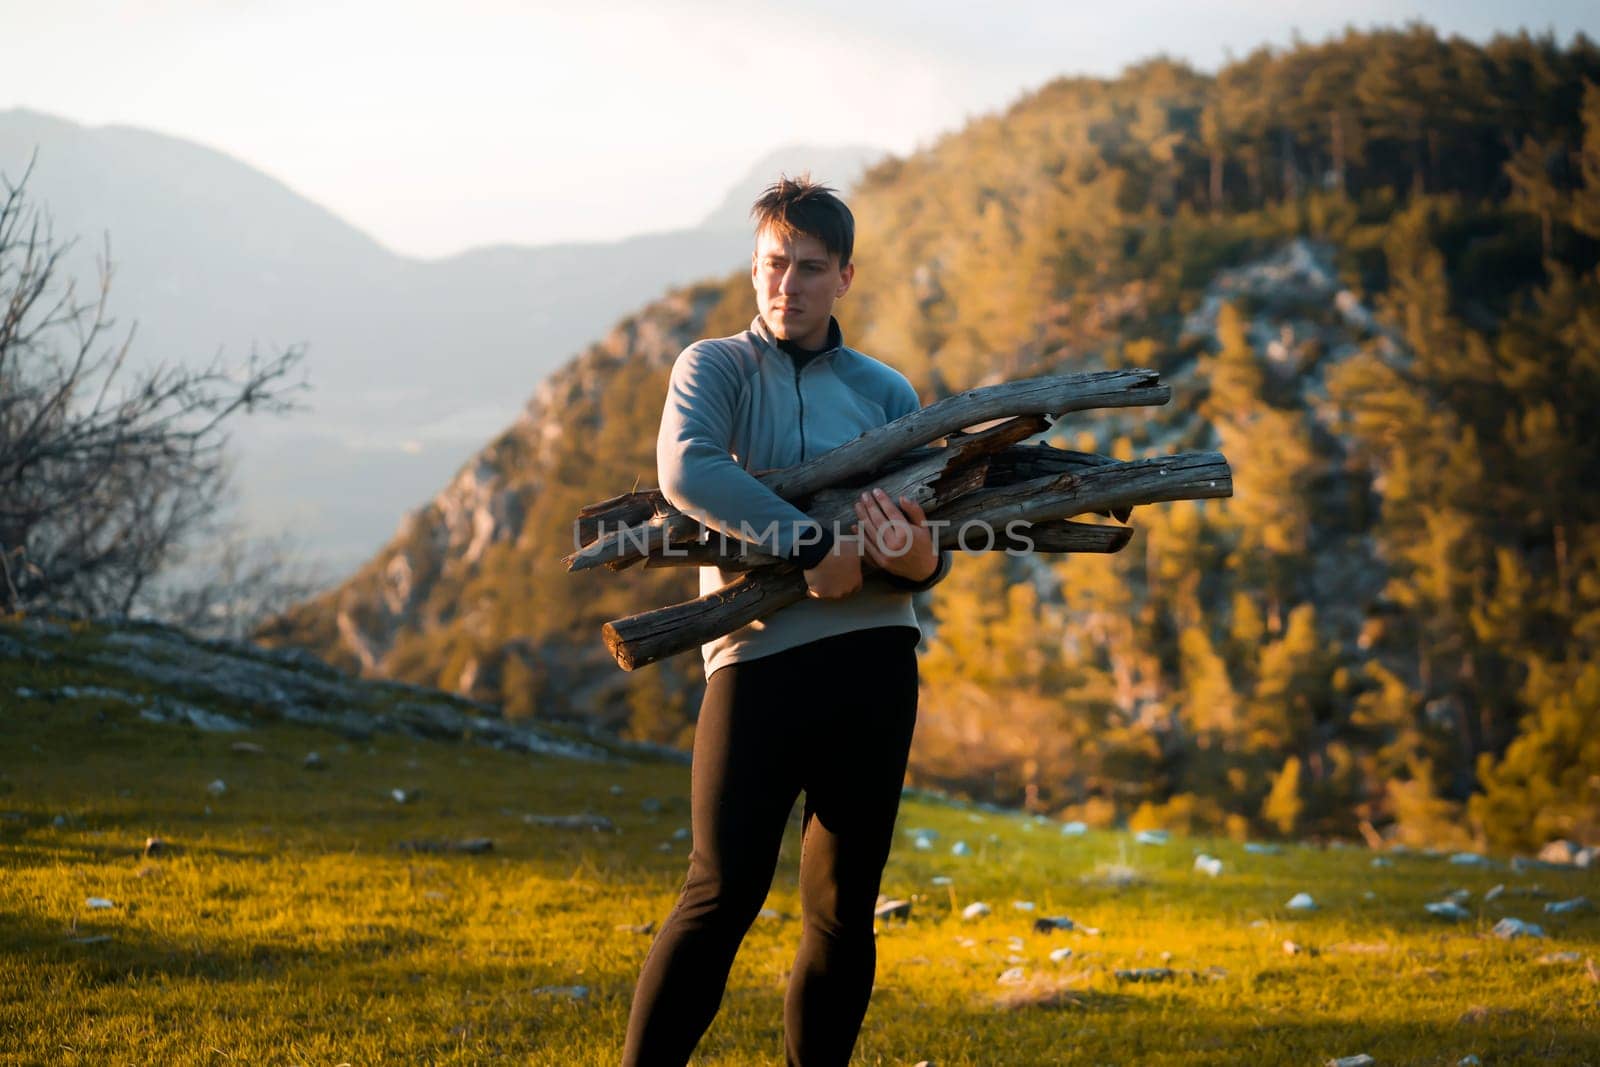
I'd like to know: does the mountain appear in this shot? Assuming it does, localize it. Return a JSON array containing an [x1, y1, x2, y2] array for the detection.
[[0, 110, 880, 573], [269, 26, 1600, 851], [696, 144, 885, 229]]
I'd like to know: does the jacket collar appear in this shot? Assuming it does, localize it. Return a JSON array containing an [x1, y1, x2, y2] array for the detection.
[[751, 314, 844, 360]]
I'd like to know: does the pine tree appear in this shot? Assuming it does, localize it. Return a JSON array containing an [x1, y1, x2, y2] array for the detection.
[[1471, 660, 1600, 850], [1261, 755, 1304, 836]]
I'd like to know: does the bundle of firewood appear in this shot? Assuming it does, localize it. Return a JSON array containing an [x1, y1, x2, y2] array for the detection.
[[564, 368, 1232, 670]]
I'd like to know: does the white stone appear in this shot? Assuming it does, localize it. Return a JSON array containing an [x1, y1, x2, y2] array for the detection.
[[1194, 854, 1223, 877], [1286, 893, 1317, 911], [530, 984, 588, 999], [85, 897, 114, 910], [1543, 896, 1591, 915], [1492, 917, 1544, 939], [1059, 821, 1088, 836], [874, 898, 912, 922], [1049, 946, 1074, 963], [962, 901, 991, 920], [206, 779, 227, 797], [1134, 829, 1169, 845], [1425, 901, 1471, 921]]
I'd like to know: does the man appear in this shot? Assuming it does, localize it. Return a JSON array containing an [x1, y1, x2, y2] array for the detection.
[[620, 176, 950, 1067]]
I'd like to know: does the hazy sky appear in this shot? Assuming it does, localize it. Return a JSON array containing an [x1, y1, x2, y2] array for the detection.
[[6, 0, 1596, 259]]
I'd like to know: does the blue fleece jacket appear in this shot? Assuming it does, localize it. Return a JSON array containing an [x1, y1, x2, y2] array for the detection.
[[655, 314, 950, 677]]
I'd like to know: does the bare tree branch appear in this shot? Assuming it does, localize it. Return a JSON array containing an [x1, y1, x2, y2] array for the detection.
[[0, 161, 312, 620]]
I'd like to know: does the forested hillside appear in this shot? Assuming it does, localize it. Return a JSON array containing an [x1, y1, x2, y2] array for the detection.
[[259, 26, 1600, 850]]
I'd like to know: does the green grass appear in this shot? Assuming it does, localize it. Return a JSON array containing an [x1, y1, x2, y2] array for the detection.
[[3, 628, 1598, 1064]]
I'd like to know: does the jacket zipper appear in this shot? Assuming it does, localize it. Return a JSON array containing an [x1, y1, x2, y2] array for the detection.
[[793, 361, 807, 461]]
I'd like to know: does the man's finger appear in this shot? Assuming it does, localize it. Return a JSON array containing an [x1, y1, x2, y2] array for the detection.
[[871, 487, 907, 525], [899, 495, 927, 525], [858, 492, 892, 533]]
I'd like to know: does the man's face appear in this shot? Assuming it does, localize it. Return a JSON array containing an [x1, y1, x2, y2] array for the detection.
[[751, 226, 854, 350]]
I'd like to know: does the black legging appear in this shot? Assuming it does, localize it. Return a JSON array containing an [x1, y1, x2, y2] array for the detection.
[[621, 625, 921, 1067]]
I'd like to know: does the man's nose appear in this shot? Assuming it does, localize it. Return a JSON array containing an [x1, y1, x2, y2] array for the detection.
[[779, 265, 803, 293]]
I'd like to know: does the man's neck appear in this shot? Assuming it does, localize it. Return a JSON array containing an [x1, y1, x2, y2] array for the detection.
[[768, 316, 841, 360]]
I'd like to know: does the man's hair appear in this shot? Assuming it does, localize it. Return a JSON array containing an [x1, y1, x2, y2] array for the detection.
[[750, 174, 854, 268]]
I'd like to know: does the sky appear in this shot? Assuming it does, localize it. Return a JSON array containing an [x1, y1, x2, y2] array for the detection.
[[5, 0, 1596, 259]]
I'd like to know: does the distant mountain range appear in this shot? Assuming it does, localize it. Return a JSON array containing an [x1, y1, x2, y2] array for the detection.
[[0, 108, 881, 573]]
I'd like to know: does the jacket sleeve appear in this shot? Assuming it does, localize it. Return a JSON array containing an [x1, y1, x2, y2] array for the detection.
[[877, 374, 952, 593], [656, 342, 835, 569]]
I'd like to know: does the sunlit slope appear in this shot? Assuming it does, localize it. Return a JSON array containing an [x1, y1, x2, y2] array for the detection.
[[4, 617, 1598, 1065]]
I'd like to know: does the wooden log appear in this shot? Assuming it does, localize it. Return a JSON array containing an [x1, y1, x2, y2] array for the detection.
[[574, 439, 1132, 554], [564, 414, 1044, 573], [567, 368, 1166, 556], [761, 369, 1168, 500], [1005, 520, 1134, 554], [575, 491, 660, 548], [934, 450, 1231, 530], [602, 451, 1231, 670]]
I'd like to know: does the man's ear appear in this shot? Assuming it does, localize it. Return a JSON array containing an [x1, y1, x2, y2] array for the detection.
[[836, 261, 855, 298]]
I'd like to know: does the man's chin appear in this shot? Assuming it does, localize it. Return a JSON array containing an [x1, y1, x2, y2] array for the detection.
[[770, 314, 810, 340]]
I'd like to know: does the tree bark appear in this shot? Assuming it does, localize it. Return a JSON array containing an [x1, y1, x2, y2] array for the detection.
[[564, 412, 1049, 572], [566, 369, 1168, 568], [603, 451, 1231, 670]]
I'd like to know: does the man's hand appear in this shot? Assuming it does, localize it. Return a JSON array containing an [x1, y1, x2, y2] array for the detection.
[[854, 488, 938, 583], [803, 532, 863, 599]]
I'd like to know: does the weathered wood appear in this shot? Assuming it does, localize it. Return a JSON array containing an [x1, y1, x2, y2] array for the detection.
[[576, 491, 661, 547], [586, 370, 1169, 536], [574, 439, 1132, 555], [761, 369, 1168, 500], [1002, 519, 1133, 554], [603, 451, 1231, 670], [564, 414, 1043, 573], [567, 366, 1168, 555], [935, 451, 1231, 530], [565, 511, 700, 572]]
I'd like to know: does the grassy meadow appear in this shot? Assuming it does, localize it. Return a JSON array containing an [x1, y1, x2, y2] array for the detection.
[[2, 621, 1598, 1065]]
